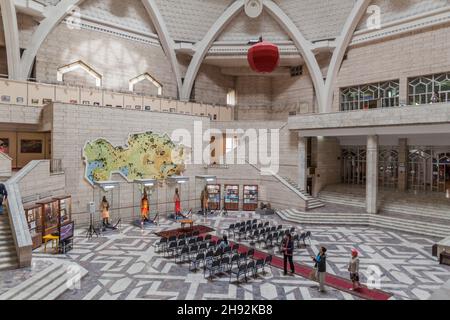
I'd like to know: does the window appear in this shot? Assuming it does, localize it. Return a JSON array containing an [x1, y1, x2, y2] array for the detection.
[[227, 89, 236, 106], [408, 72, 450, 105], [225, 136, 238, 154], [340, 80, 399, 111]]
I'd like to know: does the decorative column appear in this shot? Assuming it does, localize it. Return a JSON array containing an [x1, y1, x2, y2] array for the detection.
[[298, 134, 308, 192], [398, 138, 408, 192], [366, 135, 379, 214]]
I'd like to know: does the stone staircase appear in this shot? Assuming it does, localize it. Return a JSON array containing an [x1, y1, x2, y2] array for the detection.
[[282, 176, 324, 210], [276, 208, 450, 238], [0, 260, 88, 300], [319, 188, 450, 222], [0, 212, 18, 271]]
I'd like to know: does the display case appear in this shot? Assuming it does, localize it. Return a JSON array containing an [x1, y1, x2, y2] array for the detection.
[[243, 185, 258, 211], [24, 203, 43, 249], [224, 185, 239, 211], [54, 195, 72, 227], [207, 184, 220, 210], [36, 198, 60, 236]]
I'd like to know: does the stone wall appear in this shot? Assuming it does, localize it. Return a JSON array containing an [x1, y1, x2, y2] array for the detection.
[[334, 25, 450, 111], [36, 24, 178, 98], [50, 102, 210, 225]]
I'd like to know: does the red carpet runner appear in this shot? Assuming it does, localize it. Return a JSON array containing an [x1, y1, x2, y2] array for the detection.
[[210, 235, 392, 300]]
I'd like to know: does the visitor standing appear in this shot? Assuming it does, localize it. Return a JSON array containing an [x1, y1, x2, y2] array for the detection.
[[348, 248, 361, 290], [282, 233, 295, 275], [174, 188, 181, 218], [312, 247, 327, 292], [0, 183, 7, 215], [100, 196, 110, 226]]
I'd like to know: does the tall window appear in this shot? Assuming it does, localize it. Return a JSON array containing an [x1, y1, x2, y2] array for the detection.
[[227, 89, 236, 106], [340, 80, 399, 111], [408, 72, 450, 105], [225, 136, 238, 154]]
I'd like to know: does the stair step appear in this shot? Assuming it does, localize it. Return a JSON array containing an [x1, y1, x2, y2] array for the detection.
[[0, 261, 88, 300], [0, 262, 18, 272]]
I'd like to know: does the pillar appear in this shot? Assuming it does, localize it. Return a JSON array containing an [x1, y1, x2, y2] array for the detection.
[[398, 138, 408, 192], [298, 134, 308, 192], [366, 135, 379, 214]]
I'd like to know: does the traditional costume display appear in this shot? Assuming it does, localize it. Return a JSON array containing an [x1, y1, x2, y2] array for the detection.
[[101, 199, 110, 225], [141, 196, 149, 221]]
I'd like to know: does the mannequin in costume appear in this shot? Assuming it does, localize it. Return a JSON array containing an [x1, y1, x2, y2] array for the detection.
[[201, 186, 209, 215], [174, 188, 181, 218], [141, 191, 149, 222], [100, 196, 110, 226]]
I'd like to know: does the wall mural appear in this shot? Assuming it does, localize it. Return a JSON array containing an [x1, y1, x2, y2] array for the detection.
[[83, 131, 187, 185]]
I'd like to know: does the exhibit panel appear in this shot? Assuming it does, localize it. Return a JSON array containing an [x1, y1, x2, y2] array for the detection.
[[55, 86, 80, 105], [103, 92, 124, 108], [80, 88, 103, 106], [161, 99, 177, 113], [124, 94, 144, 110], [224, 184, 239, 211], [143, 97, 161, 111], [243, 185, 258, 211], [54, 196, 72, 227], [176, 101, 193, 115], [27, 83, 55, 107], [0, 79, 27, 106], [207, 184, 221, 210]]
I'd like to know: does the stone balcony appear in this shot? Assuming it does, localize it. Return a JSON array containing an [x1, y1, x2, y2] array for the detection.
[[288, 103, 450, 136]]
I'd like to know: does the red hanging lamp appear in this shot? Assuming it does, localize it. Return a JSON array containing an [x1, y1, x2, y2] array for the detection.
[[247, 38, 280, 73]]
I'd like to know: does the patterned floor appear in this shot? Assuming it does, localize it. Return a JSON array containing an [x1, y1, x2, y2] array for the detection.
[[1, 212, 449, 300]]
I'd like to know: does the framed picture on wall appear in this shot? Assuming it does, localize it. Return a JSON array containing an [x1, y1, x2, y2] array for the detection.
[[0, 138, 9, 154], [1, 95, 11, 102], [93, 102, 100, 106], [31, 99, 39, 104], [20, 139, 43, 154], [135, 105, 141, 110], [43, 98, 52, 105], [83, 100, 90, 105], [16, 97, 24, 103], [145, 105, 151, 111], [70, 100, 78, 104]]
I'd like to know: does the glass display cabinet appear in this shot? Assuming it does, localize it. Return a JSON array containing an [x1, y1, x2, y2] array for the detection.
[[24, 203, 43, 249], [206, 184, 221, 210], [243, 185, 258, 211], [54, 195, 72, 226], [36, 198, 60, 236], [224, 185, 239, 211]]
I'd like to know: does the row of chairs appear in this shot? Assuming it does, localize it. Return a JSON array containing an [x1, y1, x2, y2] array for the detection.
[[154, 233, 213, 253], [226, 220, 270, 238], [202, 252, 273, 283], [233, 224, 285, 241]]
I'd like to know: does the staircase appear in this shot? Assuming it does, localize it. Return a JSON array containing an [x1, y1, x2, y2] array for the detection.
[[282, 176, 324, 210], [0, 212, 18, 271], [0, 260, 88, 300], [276, 208, 450, 238], [319, 187, 450, 222]]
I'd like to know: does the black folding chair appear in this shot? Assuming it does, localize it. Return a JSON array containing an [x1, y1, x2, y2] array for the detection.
[[166, 241, 177, 258], [189, 252, 205, 272], [254, 259, 264, 277], [175, 247, 189, 264], [204, 260, 221, 279], [155, 237, 167, 253], [230, 263, 247, 283]]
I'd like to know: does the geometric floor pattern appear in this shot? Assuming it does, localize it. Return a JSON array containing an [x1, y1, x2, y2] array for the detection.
[[1, 211, 449, 300]]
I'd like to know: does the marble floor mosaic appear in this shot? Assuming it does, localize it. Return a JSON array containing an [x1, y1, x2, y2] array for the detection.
[[1, 211, 449, 300]]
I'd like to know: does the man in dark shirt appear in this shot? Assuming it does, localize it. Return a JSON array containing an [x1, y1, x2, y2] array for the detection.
[[0, 183, 7, 214], [312, 247, 327, 292], [282, 233, 295, 275]]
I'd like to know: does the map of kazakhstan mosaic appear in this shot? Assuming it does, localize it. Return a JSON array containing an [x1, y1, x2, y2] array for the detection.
[[83, 131, 186, 184]]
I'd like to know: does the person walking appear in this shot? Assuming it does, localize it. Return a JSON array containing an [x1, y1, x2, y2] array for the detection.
[[0, 183, 7, 215], [312, 247, 327, 292], [348, 248, 362, 291], [282, 233, 295, 275]]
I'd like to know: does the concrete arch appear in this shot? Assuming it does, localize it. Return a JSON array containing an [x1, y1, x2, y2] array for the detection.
[[180, 0, 245, 101], [263, 0, 326, 113], [323, 0, 372, 113], [141, 0, 182, 97], [0, 0, 21, 79], [19, 0, 86, 80]]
